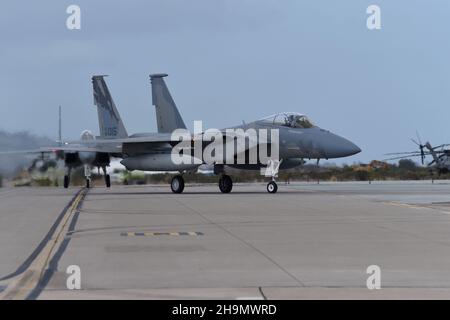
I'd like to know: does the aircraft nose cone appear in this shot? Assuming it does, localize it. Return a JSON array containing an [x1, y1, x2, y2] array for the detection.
[[342, 140, 361, 157], [322, 133, 361, 158]]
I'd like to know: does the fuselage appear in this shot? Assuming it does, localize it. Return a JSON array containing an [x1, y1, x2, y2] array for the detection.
[[120, 112, 361, 172]]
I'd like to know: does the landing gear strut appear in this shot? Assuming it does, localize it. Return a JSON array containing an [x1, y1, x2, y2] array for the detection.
[[84, 165, 91, 189], [101, 166, 111, 188], [64, 167, 71, 189], [171, 175, 185, 193], [64, 175, 70, 188], [264, 159, 282, 194], [218, 175, 233, 193]]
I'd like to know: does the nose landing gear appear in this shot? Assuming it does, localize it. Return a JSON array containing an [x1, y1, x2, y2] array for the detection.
[[84, 165, 91, 188], [264, 159, 282, 194], [267, 180, 278, 193]]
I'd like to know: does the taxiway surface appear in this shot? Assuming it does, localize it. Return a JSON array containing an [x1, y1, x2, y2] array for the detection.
[[2, 181, 450, 299]]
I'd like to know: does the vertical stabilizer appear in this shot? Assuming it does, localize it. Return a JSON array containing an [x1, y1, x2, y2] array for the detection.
[[150, 74, 186, 133], [92, 75, 128, 138]]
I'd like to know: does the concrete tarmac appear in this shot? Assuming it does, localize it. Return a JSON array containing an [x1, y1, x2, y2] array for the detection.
[[2, 181, 450, 299]]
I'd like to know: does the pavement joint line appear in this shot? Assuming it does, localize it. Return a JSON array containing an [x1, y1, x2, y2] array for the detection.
[[258, 287, 267, 300], [0, 188, 86, 300]]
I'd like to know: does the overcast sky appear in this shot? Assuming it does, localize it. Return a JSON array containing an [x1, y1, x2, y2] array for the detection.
[[1, 0, 449, 163]]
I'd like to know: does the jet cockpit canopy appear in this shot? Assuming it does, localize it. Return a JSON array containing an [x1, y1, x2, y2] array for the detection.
[[261, 112, 315, 129]]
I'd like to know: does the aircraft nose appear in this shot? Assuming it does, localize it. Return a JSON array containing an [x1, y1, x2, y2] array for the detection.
[[322, 133, 361, 158]]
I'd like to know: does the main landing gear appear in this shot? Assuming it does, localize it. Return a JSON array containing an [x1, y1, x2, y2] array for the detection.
[[169, 174, 234, 194], [64, 175, 70, 188], [171, 175, 185, 193], [101, 166, 111, 188], [64, 167, 71, 189], [218, 175, 233, 193]]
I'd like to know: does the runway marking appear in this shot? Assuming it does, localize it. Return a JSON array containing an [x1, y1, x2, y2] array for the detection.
[[121, 231, 204, 237], [0, 189, 86, 300], [383, 201, 432, 210], [383, 201, 450, 215]]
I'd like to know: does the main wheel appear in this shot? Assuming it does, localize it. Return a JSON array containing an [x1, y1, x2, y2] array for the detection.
[[63, 175, 69, 189], [86, 179, 90, 188], [267, 181, 278, 193], [218, 175, 233, 193], [171, 175, 185, 193], [105, 174, 111, 188]]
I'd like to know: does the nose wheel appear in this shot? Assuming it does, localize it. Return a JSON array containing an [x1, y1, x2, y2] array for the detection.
[[267, 181, 278, 193], [218, 175, 233, 193], [171, 175, 185, 193], [84, 165, 92, 188]]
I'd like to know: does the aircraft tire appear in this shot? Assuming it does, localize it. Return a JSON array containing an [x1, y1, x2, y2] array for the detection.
[[105, 174, 111, 188], [86, 179, 90, 189], [171, 175, 185, 193], [64, 175, 69, 189], [219, 175, 233, 193], [267, 181, 278, 193]]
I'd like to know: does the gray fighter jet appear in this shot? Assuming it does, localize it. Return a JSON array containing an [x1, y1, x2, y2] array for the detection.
[[1, 74, 361, 193], [88, 74, 361, 193]]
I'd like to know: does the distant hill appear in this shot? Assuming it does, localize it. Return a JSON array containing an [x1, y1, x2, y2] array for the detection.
[[0, 130, 56, 177]]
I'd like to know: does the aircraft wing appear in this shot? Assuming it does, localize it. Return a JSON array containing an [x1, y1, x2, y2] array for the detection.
[[84, 130, 272, 160], [1, 130, 273, 159], [0, 144, 122, 155], [83, 133, 179, 144]]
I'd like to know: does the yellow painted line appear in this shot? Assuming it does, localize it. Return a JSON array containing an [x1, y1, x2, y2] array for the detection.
[[121, 232, 203, 237], [0, 189, 86, 300], [383, 201, 445, 214], [384, 201, 424, 210]]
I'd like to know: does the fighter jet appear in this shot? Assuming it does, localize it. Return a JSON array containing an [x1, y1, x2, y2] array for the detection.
[[88, 74, 361, 193], [0, 76, 129, 188], [1, 74, 361, 193]]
